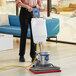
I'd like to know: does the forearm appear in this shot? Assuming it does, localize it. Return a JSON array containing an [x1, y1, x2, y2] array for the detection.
[[17, 2, 30, 9], [37, 0, 44, 10]]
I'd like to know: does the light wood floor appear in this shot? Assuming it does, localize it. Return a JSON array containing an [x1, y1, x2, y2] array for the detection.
[[0, 38, 76, 76]]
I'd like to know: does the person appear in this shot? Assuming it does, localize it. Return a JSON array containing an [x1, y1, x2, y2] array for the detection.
[[16, 0, 44, 62]]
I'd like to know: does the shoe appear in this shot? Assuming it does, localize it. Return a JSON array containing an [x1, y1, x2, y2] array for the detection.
[[19, 56, 25, 62]]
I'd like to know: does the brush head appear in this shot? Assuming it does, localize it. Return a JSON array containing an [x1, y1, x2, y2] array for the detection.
[[29, 64, 61, 74], [29, 69, 61, 74]]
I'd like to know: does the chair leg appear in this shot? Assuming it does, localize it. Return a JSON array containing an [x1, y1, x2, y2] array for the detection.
[[47, 38, 50, 41], [56, 36, 57, 43]]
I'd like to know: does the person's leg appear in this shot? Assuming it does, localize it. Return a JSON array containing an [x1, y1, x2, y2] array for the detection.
[[29, 23, 36, 61], [19, 12, 28, 62], [19, 21, 28, 57]]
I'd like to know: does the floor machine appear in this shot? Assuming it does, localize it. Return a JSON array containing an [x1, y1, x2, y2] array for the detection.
[[29, 8, 61, 74]]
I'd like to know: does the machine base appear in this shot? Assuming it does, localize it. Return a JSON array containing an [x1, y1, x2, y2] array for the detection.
[[29, 63, 61, 74], [29, 69, 61, 74]]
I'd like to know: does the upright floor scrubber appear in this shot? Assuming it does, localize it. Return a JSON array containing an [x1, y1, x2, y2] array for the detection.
[[29, 8, 61, 74]]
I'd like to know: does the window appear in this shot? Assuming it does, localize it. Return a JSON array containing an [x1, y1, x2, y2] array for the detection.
[[0, 0, 16, 15]]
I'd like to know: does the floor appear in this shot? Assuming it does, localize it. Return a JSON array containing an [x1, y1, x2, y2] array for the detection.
[[0, 38, 76, 76]]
